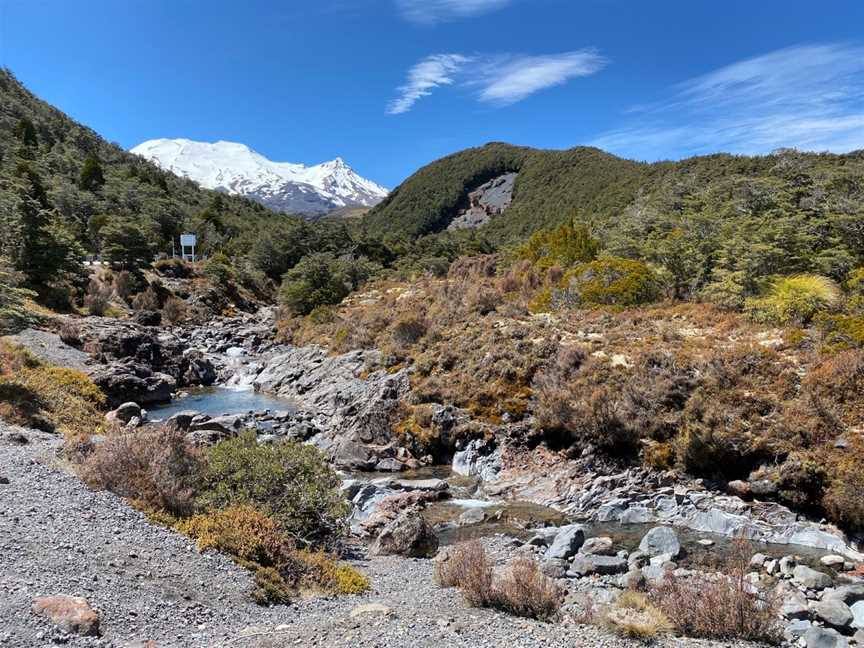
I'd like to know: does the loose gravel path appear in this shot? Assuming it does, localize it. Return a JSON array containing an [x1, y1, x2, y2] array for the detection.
[[0, 422, 753, 648]]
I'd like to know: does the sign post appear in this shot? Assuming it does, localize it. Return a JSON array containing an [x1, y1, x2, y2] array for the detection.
[[180, 233, 197, 262]]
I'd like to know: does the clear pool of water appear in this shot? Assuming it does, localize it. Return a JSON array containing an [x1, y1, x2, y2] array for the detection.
[[149, 387, 296, 420]]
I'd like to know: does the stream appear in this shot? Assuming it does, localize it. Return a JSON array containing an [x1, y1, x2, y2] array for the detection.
[[149, 384, 841, 572]]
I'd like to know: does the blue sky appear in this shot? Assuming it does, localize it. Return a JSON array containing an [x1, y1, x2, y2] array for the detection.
[[2, 0, 864, 188]]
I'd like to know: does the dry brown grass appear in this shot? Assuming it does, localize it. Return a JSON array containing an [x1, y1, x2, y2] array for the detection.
[[435, 541, 561, 620], [79, 426, 203, 516], [603, 590, 672, 640], [271, 255, 864, 530], [649, 539, 781, 643]]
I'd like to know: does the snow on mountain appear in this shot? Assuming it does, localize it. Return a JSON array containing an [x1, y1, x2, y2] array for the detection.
[[130, 138, 388, 217]]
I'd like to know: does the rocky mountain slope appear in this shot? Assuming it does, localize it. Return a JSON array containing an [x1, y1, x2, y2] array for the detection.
[[132, 138, 388, 217]]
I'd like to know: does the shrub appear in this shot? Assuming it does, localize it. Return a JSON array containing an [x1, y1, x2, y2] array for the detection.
[[435, 542, 560, 620], [650, 539, 781, 643], [203, 252, 236, 285], [553, 258, 660, 308], [112, 270, 135, 301], [746, 274, 841, 325], [177, 505, 290, 566], [153, 258, 192, 278], [58, 320, 82, 347], [0, 342, 105, 440], [603, 591, 672, 640], [252, 567, 293, 605], [162, 297, 187, 324], [80, 427, 202, 516], [392, 315, 427, 346], [83, 279, 112, 316], [292, 550, 370, 595], [515, 221, 600, 271], [0, 264, 35, 335], [492, 558, 561, 621], [198, 432, 348, 548], [435, 540, 495, 606], [815, 312, 864, 350], [131, 285, 161, 311]]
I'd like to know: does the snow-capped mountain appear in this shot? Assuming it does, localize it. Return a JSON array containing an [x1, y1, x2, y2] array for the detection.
[[130, 138, 388, 217]]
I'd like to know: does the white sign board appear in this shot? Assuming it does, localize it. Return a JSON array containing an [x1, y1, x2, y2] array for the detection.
[[180, 234, 197, 247]]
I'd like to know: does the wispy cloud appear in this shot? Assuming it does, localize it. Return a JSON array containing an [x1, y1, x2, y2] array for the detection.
[[388, 50, 606, 114], [387, 54, 472, 115], [396, 0, 512, 25], [590, 43, 864, 159], [477, 50, 607, 105]]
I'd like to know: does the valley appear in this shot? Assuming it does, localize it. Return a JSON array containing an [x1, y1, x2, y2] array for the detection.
[[2, 29, 864, 648]]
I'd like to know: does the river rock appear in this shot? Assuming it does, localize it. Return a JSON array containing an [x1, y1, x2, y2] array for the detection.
[[570, 554, 628, 576], [90, 362, 176, 407], [827, 584, 864, 606], [821, 555, 846, 568], [189, 415, 243, 435], [544, 525, 585, 560], [814, 598, 854, 630], [794, 565, 833, 590], [851, 601, 864, 629], [165, 410, 198, 431], [579, 536, 614, 556], [638, 526, 681, 558], [452, 438, 501, 482], [104, 401, 142, 425], [804, 626, 849, 648], [370, 506, 439, 558], [781, 591, 811, 620], [32, 595, 100, 636]]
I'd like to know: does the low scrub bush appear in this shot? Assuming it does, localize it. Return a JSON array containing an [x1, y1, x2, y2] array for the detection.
[[198, 432, 348, 548], [83, 279, 112, 316], [435, 540, 495, 605], [391, 315, 427, 347], [553, 257, 660, 308], [435, 541, 561, 620], [131, 285, 161, 311], [162, 297, 187, 324], [492, 558, 561, 621], [153, 258, 192, 278], [746, 274, 840, 325], [649, 539, 781, 643], [177, 505, 290, 567], [0, 341, 105, 439], [603, 590, 672, 640], [80, 427, 202, 516]]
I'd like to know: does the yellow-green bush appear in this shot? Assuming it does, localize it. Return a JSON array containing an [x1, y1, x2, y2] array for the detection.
[[0, 341, 105, 439], [176, 505, 290, 567], [554, 258, 660, 308], [746, 274, 840, 325], [815, 312, 864, 350], [198, 432, 349, 549], [514, 221, 599, 271]]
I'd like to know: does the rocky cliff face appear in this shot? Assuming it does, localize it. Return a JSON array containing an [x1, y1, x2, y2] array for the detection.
[[447, 172, 517, 230]]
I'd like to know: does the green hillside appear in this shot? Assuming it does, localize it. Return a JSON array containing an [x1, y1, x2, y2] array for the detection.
[[0, 67, 290, 260]]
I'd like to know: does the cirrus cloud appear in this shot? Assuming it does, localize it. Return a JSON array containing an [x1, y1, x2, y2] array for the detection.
[[396, 0, 512, 25], [387, 49, 607, 114], [590, 42, 864, 159]]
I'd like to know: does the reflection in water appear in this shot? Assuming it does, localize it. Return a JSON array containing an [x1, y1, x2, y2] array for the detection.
[[149, 387, 296, 420]]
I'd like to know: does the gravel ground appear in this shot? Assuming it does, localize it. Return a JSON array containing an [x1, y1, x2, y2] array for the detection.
[[2, 328, 93, 371], [0, 422, 755, 648]]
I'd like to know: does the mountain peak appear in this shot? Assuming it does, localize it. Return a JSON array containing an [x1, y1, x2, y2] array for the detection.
[[130, 138, 388, 218]]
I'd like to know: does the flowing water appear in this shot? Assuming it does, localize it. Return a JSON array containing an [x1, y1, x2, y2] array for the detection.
[[150, 388, 841, 569]]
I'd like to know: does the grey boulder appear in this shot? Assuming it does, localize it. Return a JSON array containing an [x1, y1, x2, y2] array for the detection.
[[793, 565, 833, 590], [544, 525, 585, 560], [803, 626, 849, 648], [638, 526, 681, 558], [814, 598, 854, 630]]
